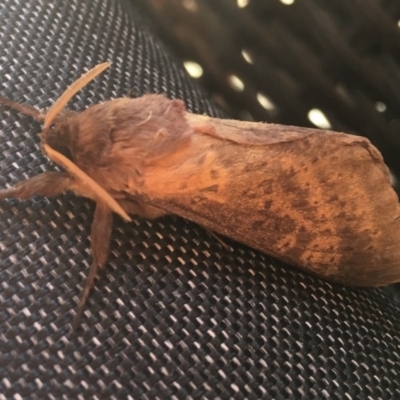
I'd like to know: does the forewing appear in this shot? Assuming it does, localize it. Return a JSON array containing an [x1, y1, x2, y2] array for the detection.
[[140, 128, 400, 287]]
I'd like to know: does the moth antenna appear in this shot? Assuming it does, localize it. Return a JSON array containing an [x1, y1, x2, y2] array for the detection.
[[44, 144, 131, 222], [0, 95, 43, 121], [44, 61, 111, 129]]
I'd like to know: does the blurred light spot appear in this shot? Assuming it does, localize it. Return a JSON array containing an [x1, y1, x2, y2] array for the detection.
[[228, 75, 245, 91], [280, 0, 295, 4], [182, 0, 198, 12], [184, 61, 203, 78], [257, 93, 275, 111], [237, 0, 250, 8], [398, 20, 400, 28], [308, 109, 332, 129], [375, 101, 387, 112], [241, 49, 254, 64]]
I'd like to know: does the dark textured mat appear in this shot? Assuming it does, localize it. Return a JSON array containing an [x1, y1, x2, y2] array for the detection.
[[0, 1, 399, 398]]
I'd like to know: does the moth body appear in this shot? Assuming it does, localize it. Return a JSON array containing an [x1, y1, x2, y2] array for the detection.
[[44, 94, 400, 287], [1, 64, 400, 326]]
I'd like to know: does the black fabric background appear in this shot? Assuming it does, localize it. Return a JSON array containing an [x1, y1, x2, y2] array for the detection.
[[0, 0, 399, 398]]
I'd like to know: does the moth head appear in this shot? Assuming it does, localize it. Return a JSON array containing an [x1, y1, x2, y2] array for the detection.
[[0, 62, 130, 222], [42, 62, 129, 220], [41, 109, 79, 161]]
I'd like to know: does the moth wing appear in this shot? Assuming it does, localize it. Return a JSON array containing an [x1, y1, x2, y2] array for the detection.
[[186, 113, 332, 145], [140, 125, 400, 287]]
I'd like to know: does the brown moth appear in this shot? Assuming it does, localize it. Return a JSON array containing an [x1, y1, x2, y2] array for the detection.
[[1, 63, 400, 326]]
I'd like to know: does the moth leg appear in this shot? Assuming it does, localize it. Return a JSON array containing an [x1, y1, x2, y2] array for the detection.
[[0, 172, 71, 200], [73, 201, 113, 329], [206, 230, 233, 251], [118, 199, 168, 219]]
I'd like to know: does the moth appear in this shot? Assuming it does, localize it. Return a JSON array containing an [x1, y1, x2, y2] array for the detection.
[[1, 63, 400, 326]]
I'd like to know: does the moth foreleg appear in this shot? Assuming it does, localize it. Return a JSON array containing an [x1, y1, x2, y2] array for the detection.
[[118, 199, 167, 219], [0, 171, 71, 200]]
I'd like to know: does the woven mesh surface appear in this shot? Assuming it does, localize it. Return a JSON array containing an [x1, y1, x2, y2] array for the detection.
[[0, 0, 399, 398]]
